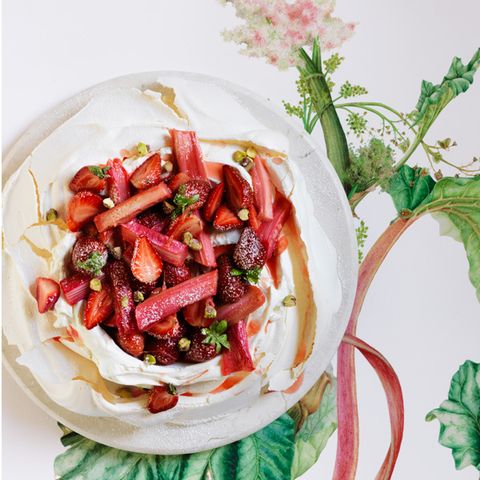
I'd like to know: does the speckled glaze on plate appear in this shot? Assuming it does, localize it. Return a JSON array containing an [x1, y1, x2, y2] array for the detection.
[[2, 72, 357, 455]]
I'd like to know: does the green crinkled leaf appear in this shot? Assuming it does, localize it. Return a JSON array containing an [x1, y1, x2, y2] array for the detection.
[[291, 378, 337, 478], [426, 360, 480, 471], [414, 175, 480, 300], [387, 165, 436, 213], [415, 49, 480, 124], [54, 413, 296, 480]]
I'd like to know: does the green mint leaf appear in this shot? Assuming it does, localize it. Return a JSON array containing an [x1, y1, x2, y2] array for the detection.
[[75, 251, 106, 277], [88, 165, 111, 179], [201, 321, 231, 352], [426, 360, 480, 471], [171, 193, 199, 218], [230, 267, 262, 284], [230, 268, 243, 277]]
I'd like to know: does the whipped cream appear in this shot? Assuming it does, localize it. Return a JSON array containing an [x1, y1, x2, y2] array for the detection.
[[3, 77, 341, 426]]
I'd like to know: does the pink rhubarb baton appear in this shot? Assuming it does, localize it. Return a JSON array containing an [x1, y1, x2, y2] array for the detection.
[[120, 221, 188, 267], [221, 320, 255, 375], [94, 182, 171, 232], [107, 158, 130, 204], [193, 230, 217, 268], [136, 270, 218, 331], [216, 285, 266, 324], [250, 156, 274, 220], [60, 273, 91, 305], [170, 129, 208, 180]]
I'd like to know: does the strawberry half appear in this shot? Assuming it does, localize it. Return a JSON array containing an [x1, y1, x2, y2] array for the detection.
[[216, 285, 265, 324], [107, 158, 130, 204], [84, 285, 114, 329], [184, 332, 218, 363], [223, 165, 253, 211], [136, 270, 218, 331], [60, 273, 91, 305], [117, 329, 145, 358], [147, 315, 186, 340], [137, 209, 167, 232], [167, 172, 190, 192], [213, 205, 243, 231], [67, 191, 104, 232], [166, 212, 203, 240], [233, 227, 266, 270], [164, 263, 191, 288], [170, 129, 208, 180], [203, 181, 224, 221], [69, 166, 107, 194], [183, 297, 216, 327], [217, 254, 246, 304], [94, 182, 171, 232], [35, 277, 60, 313], [71, 236, 108, 276], [130, 153, 162, 190], [178, 180, 211, 210], [131, 237, 163, 284], [145, 337, 180, 365], [147, 385, 179, 413], [220, 320, 254, 375], [248, 205, 261, 231]]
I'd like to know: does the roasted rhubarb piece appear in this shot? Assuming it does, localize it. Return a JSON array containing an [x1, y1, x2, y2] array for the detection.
[[35, 277, 60, 313], [136, 270, 218, 331], [250, 156, 274, 220], [120, 221, 188, 266], [216, 285, 265, 324], [131, 237, 163, 284], [107, 159, 130, 204], [60, 273, 91, 305], [183, 297, 216, 327], [257, 196, 292, 259], [94, 183, 171, 232], [217, 254, 246, 304], [130, 153, 162, 190], [66, 191, 104, 232], [147, 385, 179, 413], [203, 181, 224, 221], [170, 129, 208, 180], [223, 165, 253, 211], [233, 227, 266, 270], [193, 230, 217, 267], [248, 204, 261, 231], [221, 320, 254, 375], [69, 165, 109, 194], [84, 285, 114, 329]]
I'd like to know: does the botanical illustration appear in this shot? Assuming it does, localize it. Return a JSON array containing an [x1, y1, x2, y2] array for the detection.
[[52, 0, 479, 478]]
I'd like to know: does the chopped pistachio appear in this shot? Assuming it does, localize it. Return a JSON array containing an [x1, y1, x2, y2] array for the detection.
[[162, 201, 175, 215], [136, 142, 149, 156], [134, 291, 145, 303], [238, 208, 250, 221], [188, 238, 203, 251], [233, 150, 246, 163], [89, 278, 102, 292], [163, 160, 174, 173], [241, 157, 254, 171], [103, 197, 115, 209], [178, 337, 191, 352], [143, 354, 156, 365], [112, 246, 122, 259], [121, 296, 129, 308], [282, 295, 297, 307], [182, 231, 194, 245], [167, 384, 177, 395], [204, 305, 217, 319], [246, 146, 257, 158], [46, 208, 58, 222]]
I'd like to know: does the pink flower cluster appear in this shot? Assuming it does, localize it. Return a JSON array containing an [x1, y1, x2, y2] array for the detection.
[[220, 0, 355, 69]]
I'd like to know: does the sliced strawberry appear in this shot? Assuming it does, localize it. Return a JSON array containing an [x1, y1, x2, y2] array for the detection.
[[223, 165, 253, 211], [94, 183, 171, 232], [170, 129, 208, 180], [214, 244, 234, 258], [35, 277, 60, 313], [137, 209, 167, 232], [193, 231, 217, 268], [122, 244, 134, 264], [136, 270, 218, 331], [250, 156, 274, 221], [130, 153, 162, 190], [183, 297, 216, 327], [145, 337, 179, 365], [213, 205, 243, 231], [248, 204, 261, 231], [103, 315, 117, 328], [178, 180, 211, 210], [164, 263, 191, 288], [221, 320, 254, 375], [147, 315, 187, 340], [233, 227, 266, 270], [216, 285, 266, 324], [131, 277, 158, 297], [69, 166, 107, 194], [184, 332, 218, 363], [84, 285, 114, 330], [67, 191, 104, 232], [99, 228, 116, 250], [217, 254, 246, 304], [147, 385, 179, 413], [166, 212, 203, 240], [117, 329, 145, 357], [71, 236, 108, 276], [203, 182, 224, 221], [60, 273, 91, 305], [107, 158, 130, 204], [131, 237, 163, 284], [167, 172, 190, 192], [120, 221, 188, 266], [257, 196, 292, 259]]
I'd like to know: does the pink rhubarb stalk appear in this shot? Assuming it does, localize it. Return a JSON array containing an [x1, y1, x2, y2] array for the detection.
[[250, 156, 274, 220], [216, 285, 266, 324], [193, 230, 217, 267], [221, 319, 255, 375], [170, 129, 208, 180], [107, 159, 130, 204], [60, 273, 91, 305]]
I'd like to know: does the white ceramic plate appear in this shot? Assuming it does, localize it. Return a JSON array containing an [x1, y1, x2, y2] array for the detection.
[[2, 72, 357, 454]]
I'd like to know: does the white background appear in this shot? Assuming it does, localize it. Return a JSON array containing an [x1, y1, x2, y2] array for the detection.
[[2, 1, 479, 479]]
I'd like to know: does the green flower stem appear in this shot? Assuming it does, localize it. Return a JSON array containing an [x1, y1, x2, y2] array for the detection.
[[298, 42, 351, 190]]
